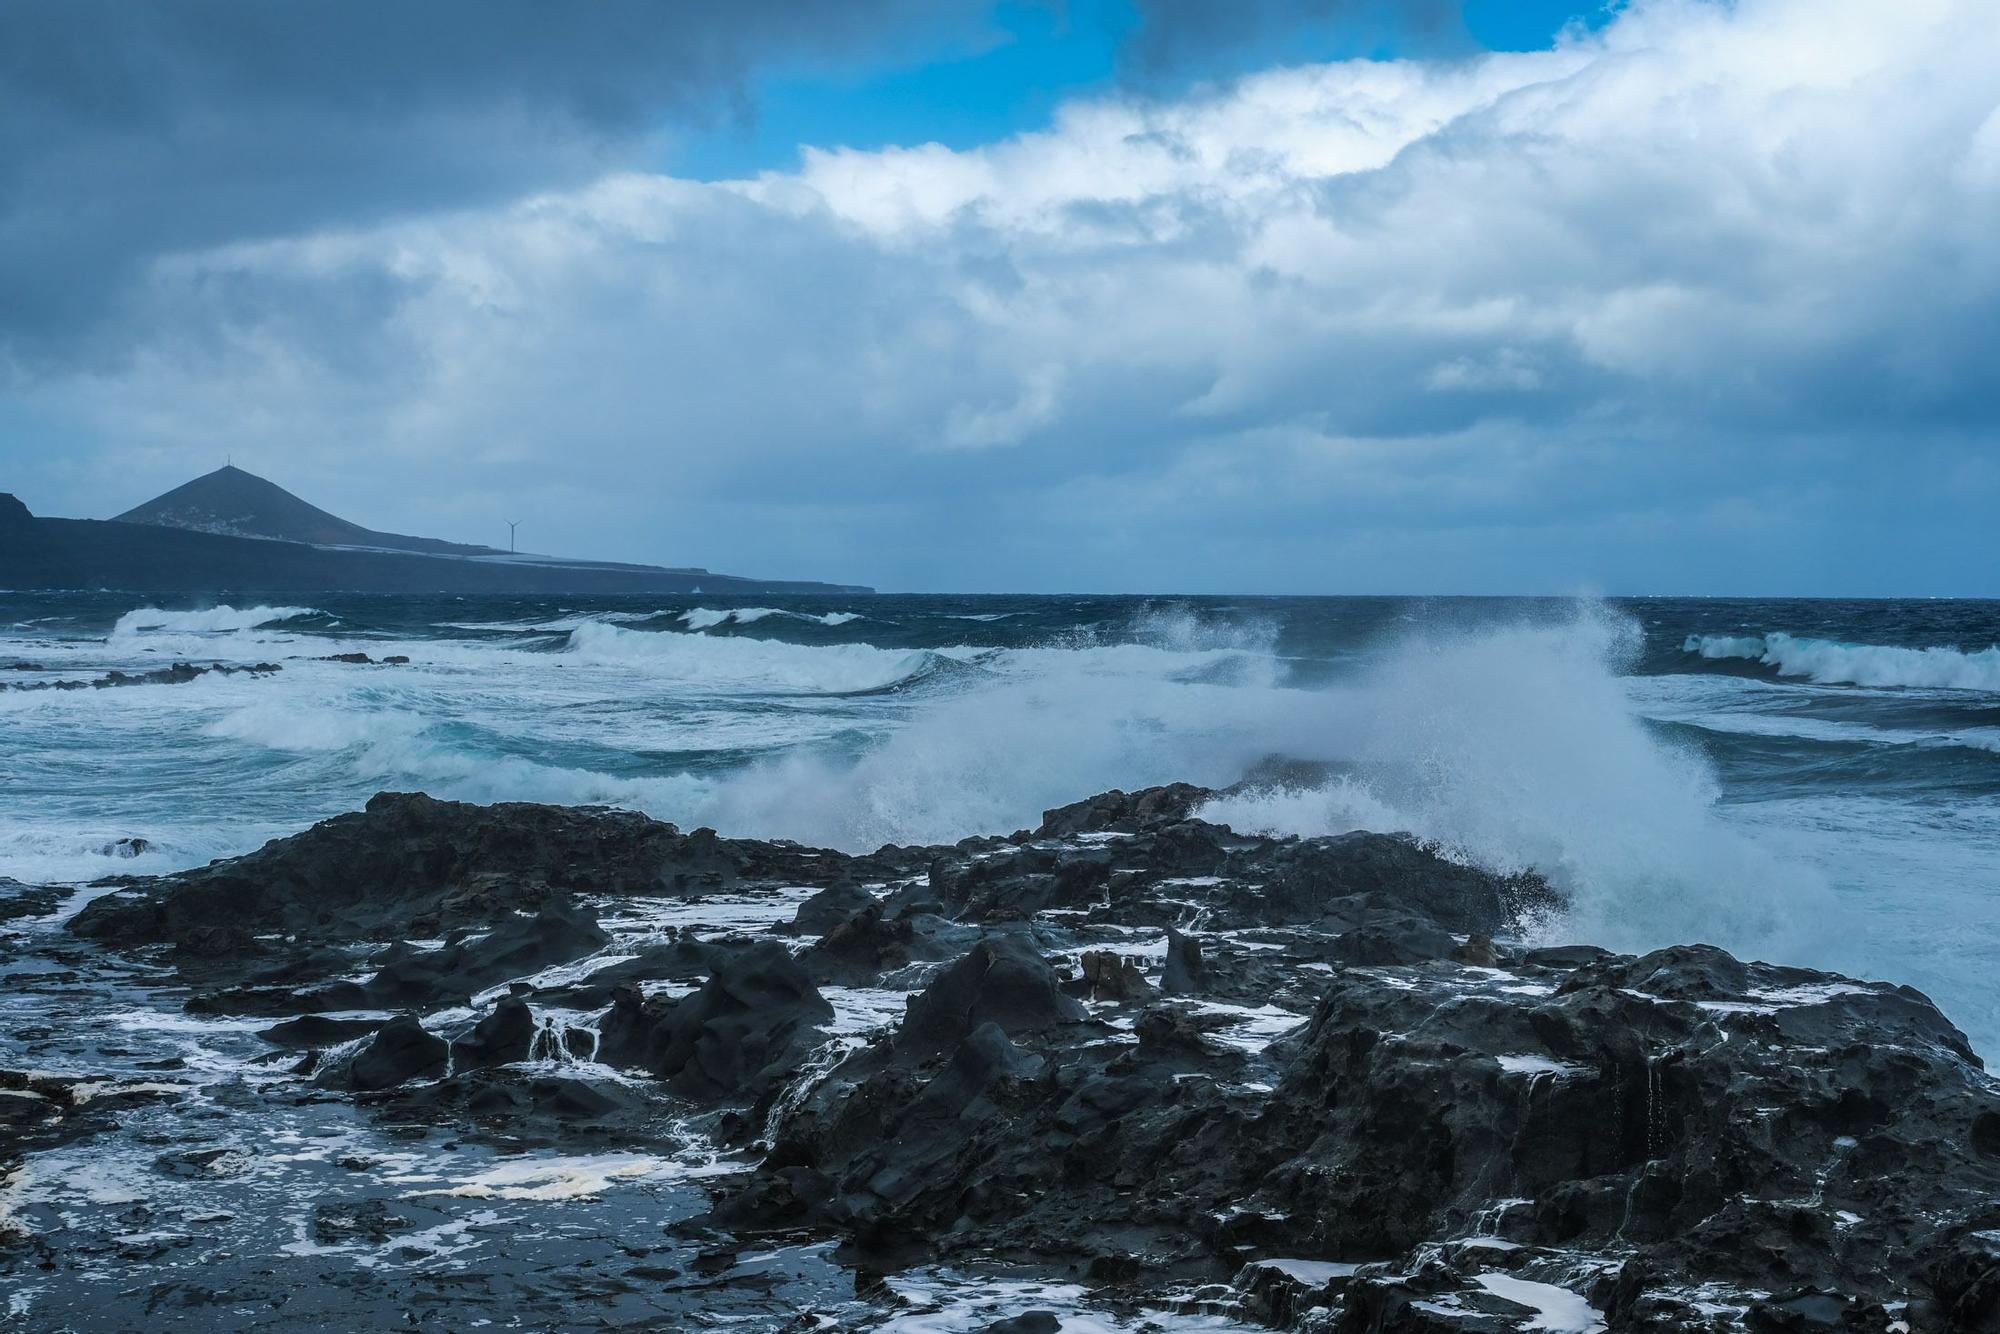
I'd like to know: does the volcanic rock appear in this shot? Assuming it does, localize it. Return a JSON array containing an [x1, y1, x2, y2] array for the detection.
[[449, 995, 538, 1070], [599, 941, 833, 1103], [318, 1016, 448, 1092], [897, 934, 1084, 1057]]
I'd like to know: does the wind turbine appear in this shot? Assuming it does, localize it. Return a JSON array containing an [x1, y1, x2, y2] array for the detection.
[[505, 520, 520, 554]]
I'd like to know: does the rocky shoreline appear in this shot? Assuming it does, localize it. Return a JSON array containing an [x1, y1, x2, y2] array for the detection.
[[5, 785, 1997, 1330]]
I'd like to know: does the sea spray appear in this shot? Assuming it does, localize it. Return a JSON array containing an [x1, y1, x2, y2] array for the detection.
[[1202, 605, 1839, 967], [6, 588, 1999, 1057], [109, 605, 321, 639], [563, 619, 935, 693], [1684, 631, 2000, 691]]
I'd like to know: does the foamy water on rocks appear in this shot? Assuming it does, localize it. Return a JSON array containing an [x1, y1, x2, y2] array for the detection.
[[5, 591, 1999, 1054], [5, 590, 2000, 1327]]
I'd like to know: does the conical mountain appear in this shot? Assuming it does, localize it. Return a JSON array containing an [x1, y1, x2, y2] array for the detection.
[[114, 465, 501, 556]]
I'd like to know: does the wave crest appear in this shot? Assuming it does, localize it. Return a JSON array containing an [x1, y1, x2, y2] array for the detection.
[[563, 620, 934, 694], [110, 604, 320, 639], [1685, 632, 2000, 691], [1199, 608, 1834, 960], [679, 607, 864, 630]]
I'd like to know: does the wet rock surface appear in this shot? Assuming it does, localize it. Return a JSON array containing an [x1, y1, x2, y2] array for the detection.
[[0, 660, 281, 692], [4, 784, 1995, 1330]]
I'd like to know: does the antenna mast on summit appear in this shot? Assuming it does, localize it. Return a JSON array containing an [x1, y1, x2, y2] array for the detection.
[[506, 520, 520, 554]]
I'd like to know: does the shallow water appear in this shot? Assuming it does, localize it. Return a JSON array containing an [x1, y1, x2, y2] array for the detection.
[[3, 590, 1997, 1055]]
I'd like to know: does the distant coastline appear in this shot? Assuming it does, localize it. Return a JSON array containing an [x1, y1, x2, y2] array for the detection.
[[0, 469, 870, 595]]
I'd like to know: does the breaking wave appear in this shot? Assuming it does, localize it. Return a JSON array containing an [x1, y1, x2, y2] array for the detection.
[[1684, 632, 2000, 691], [678, 607, 865, 630], [7, 588, 1997, 1056], [109, 604, 320, 639], [1193, 609, 1837, 961], [675, 604, 1836, 976], [562, 620, 938, 694]]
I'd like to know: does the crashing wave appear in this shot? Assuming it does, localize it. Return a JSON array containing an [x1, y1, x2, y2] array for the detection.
[[109, 605, 320, 639], [679, 608, 865, 630], [563, 620, 932, 694], [1684, 632, 2000, 691]]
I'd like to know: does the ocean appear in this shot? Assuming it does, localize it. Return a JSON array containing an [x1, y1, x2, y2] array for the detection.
[[4, 589, 1998, 1061]]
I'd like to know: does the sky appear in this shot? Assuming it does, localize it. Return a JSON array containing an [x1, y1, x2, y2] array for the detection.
[[2, 0, 1997, 595]]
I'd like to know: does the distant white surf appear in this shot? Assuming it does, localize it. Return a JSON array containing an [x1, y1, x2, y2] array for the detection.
[[565, 620, 929, 693], [678, 607, 864, 630], [1685, 632, 2000, 691], [109, 604, 320, 640]]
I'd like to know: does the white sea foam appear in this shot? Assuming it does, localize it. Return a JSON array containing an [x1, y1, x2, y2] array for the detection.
[[1200, 607, 1839, 966], [678, 607, 865, 630], [877, 1271, 1264, 1332], [398, 1152, 695, 1201], [1471, 1274, 1603, 1333], [565, 620, 930, 693], [108, 605, 319, 640], [1685, 632, 2000, 692], [695, 643, 1300, 848], [0, 821, 252, 889], [8, 593, 1998, 1066]]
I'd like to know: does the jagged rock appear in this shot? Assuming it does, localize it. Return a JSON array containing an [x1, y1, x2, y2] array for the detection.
[[1235, 1258, 1357, 1325], [311, 1199, 412, 1244], [1452, 933, 1499, 966], [207, 900, 610, 1014], [981, 1314, 1063, 1334], [68, 791, 874, 984], [0, 1090, 53, 1125], [898, 934, 1084, 1056], [40, 780, 2000, 1330], [0, 661, 281, 693], [319, 1015, 448, 1092], [1523, 943, 1615, 971], [1037, 784, 1210, 837], [1250, 831, 1529, 935], [256, 1014, 383, 1049], [1075, 950, 1156, 1004], [599, 941, 833, 1103], [530, 938, 728, 1009], [803, 905, 978, 987], [788, 881, 878, 936], [0, 878, 66, 924], [379, 1068, 653, 1134], [450, 995, 537, 1069], [1161, 927, 1207, 995], [1326, 915, 1458, 966]]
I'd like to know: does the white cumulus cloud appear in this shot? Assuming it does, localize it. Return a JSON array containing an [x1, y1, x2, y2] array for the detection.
[[10, 0, 2000, 593]]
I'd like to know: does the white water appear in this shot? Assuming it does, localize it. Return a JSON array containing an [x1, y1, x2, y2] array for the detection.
[[1203, 610, 1838, 962], [4, 598, 1997, 1056], [565, 619, 936, 693], [109, 604, 321, 640], [1686, 631, 2000, 691]]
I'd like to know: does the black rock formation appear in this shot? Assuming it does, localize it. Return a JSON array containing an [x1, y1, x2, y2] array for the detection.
[[40, 781, 2000, 1331], [599, 941, 834, 1103], [317, 1016, 449, 1092], [0, 661, 280, 692]]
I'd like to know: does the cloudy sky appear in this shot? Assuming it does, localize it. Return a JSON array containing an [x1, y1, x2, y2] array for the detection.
[[3, 0, 1996, 594]]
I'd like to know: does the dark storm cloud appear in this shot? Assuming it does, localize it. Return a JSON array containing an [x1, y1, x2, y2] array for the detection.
[[0, 0, 978, 369], [8, 0, 2000, 595]]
